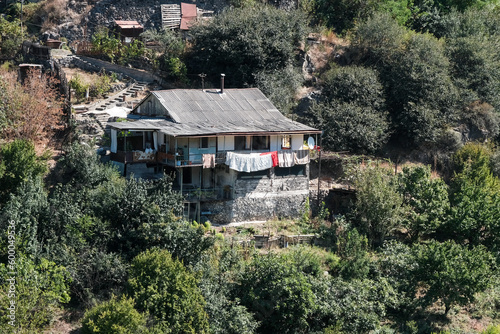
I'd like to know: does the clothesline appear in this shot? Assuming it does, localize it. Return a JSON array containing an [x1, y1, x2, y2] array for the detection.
[[225, 150, 309, 172]]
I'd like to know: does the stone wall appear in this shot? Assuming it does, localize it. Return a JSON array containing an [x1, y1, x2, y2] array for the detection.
[[202, 173, 309, 224]]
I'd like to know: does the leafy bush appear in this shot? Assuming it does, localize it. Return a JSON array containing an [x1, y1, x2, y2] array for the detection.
[[0, 176, 47, 256], [376, 241, 418, 313], [69, 73, 90, 101], [413, 240, 495, 315], [336, 228, 371, 280], [321, 65, 386, 111], [140, 28, 185, 59], [91, 27, 122, 63], [238, 252, 315, 333], [447, 143, 500, 248], [0, 17, 27, 58], [311, 0, 377, 34], [311, 277, 398, 333], [305, 101, 390, 153], [70, 249, 128, 306], [353, 164, 405, 246], [254, 65, 303, 115], [164, 57, 188, 83], [350, 12, 460, 146], [0, 257, 71, 332], [128, 249, 209, 333], [397, 165, 450, 241], [81, 295, 147, 334], [482, 325, 500, 334], [89, 73, 113, 98], [188, 6, 307, 88], [0, 139, 48, 205], [195, 243, 259, 334]]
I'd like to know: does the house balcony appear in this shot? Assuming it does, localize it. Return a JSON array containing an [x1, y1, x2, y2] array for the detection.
[[157, 152, 227, 167], [172, 185, 233, 202], [110, 150, 157, 163], [110, 149, 312, 167]]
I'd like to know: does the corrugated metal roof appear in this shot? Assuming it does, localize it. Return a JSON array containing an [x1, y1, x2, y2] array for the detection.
[[111, 88, 320, 136], [114, 20, 143, 28]]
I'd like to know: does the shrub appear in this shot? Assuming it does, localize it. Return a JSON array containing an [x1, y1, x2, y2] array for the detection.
[[81, 295, 147, 334], [0, 139, 48, 205], [188, 6, 307, 88], [128, 249, 209, 333], [305, 101, 390, 153], [69, 73, 90, 101], [237, 252, 315, 333], [413, 241, 495, 315], [0, 257, 72, 332]]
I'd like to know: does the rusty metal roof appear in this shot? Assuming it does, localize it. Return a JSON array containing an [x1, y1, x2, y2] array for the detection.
[[110, 88, 320, 137], [180, 3, 197, 30]]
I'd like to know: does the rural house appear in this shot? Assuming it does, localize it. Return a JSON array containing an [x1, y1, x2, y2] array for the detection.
[[108, 83, 321, 224]]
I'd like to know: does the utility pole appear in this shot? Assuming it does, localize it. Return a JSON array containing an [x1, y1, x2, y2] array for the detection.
[[20, 0, 24, 35], [316, 132, 323, 211]]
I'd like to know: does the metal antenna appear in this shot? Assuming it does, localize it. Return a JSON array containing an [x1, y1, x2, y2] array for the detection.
[[198, 73, 206, 90]]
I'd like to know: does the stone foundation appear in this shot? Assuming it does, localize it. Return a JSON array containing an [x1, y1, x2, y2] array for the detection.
[[201, 175, 309, 224]]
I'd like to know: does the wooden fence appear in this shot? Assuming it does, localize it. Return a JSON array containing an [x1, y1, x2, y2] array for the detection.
[[238, 234, 317, 249]]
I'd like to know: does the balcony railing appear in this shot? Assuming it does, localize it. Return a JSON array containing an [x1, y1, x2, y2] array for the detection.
[[172, 186, 233, 201], [111, 149, 311, 166]]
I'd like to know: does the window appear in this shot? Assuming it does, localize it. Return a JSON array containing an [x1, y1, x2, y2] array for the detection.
[[234, 136, 246, 150], [281, 135, 291, 149], [201, 137, 209, 148], [238, 169, 269, 179], [235, 135, 270, 150], [182, 168, 192, 184], [252, 136, 269, 150], [274, 165, 306, 177]]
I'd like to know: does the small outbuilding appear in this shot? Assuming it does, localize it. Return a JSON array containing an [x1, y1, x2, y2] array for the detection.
[[113, 20, 144, 44]]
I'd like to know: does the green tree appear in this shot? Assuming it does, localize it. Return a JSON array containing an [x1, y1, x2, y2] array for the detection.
[[0, 176, 47, 256], [446, 36, 500, 109], [91, 27, 122, 63], [311, 276, 398, 333], [446, 143, 500, 247], [237, 252, 316, 333], [322, 65, 386, 111], [353, 165, 406, 246], [128, 249, 209, 333], [81, 295, 148, 334], [397, 166, 450, 241], [140, 28, 185, 59], [351, 13, 460, 146], [413, 240, 495, 315], [305, 65, 390, 153], [0, 256, 71, 332], [0, 17, 27, 59], [0, 139, 48, 205], [311, 0, 377, 34], [254, 65, 303, 115], [384, 33, 458, 144], [376, 241, 418, 314], [336, 228, 371, 280], [194, 242, 259, 334], [188, 6, 307, 88], [305, 101, 389, 154]]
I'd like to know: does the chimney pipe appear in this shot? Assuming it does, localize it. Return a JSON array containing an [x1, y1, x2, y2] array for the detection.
[[220, 73, 225, 94]]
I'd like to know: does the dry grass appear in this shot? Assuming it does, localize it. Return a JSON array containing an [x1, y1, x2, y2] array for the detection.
[[40, 0, 69, 31]]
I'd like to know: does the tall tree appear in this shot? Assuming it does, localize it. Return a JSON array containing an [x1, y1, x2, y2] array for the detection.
[[188, 6, 307, 88], [413, 240, 495, 315], [128, 249, 209, 333], [353, 164, 406, 246]]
